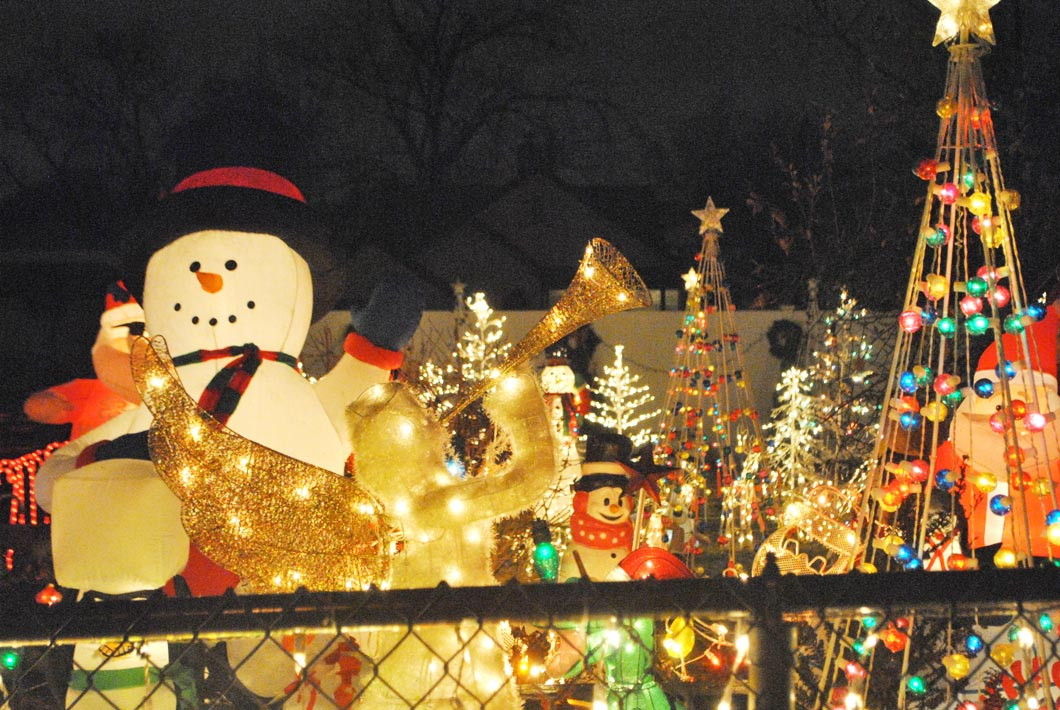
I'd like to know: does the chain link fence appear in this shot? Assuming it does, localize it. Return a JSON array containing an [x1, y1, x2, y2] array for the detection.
[[1, 568, 1058, 709]]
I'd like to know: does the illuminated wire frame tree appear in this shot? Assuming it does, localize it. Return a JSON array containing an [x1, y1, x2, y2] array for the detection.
[[818, 3, 1060, 708], [648, 198, 771, 575], [763, 291, 883, 541], [584, 344, 661, 449]]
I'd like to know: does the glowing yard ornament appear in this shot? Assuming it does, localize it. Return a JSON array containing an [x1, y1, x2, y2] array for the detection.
[[899, 309, 923, 333], [682, 268, 701, 293], [691, 196, 729, 234], [928, 0, 1000, 46], [35, 166, 427, 709]]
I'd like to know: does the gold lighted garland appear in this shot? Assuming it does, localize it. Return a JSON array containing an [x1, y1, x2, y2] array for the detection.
[[131, 336, 392, 593]]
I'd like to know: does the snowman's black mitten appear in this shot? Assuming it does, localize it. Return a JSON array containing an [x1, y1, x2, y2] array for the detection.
[[349, 273, 425, 352]]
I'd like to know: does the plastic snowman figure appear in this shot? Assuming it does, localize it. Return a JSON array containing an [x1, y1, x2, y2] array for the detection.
[[559, 431, 637, 582], [36, 167, 422, 708]]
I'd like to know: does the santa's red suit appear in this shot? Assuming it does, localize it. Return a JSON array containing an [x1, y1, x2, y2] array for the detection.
[[936, 303, 1060, 560]]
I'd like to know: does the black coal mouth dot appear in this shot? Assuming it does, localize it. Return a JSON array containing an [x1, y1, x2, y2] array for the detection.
[[191, 316, 199, 325], [229, 315, 237, 323], [208, 317, 218, 326]]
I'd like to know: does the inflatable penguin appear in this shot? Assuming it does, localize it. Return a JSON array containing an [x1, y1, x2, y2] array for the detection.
[[35, 166, 422, 708]]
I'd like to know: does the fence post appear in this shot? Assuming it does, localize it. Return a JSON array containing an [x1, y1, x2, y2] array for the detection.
[[750, 555, 793, 710]]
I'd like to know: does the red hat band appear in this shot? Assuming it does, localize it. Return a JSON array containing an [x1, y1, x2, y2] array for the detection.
[[170, 167, 306, 203]]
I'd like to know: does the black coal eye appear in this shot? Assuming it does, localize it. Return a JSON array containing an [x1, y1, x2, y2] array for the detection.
[[174, 303, 181, 311], [225, 260, 237, 271], [189, 261, 201, 272], [603, 497, 611, 506]]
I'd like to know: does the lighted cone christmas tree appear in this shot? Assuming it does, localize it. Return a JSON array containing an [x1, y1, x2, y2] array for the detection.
[[820, 2, 1060, 707], [648, 198, 771, 574], [417, 291, 513, 478], [853, 0, 1060, 578]]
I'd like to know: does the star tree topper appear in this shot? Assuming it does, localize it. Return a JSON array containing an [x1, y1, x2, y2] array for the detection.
[[928, 0, 999, 46], [682, 268, 701, 293], [691, 197, 729, 235]]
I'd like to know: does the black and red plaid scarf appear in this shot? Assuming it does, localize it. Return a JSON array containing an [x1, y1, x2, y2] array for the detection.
[[171, 344, 298, 425]]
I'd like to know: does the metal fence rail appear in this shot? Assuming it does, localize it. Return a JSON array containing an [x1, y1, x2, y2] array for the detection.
[[1, 568, 1058, 709]]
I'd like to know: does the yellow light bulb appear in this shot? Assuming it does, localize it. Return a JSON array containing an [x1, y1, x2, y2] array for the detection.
[[967, 191, 991, 216], [993, 547, 1018, 569]]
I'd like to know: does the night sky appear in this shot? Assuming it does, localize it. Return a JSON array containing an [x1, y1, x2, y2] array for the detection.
[[2, 0, 1060, 413]]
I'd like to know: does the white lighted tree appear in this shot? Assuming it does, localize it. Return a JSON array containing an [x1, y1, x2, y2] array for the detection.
[[416, 291, 513, 478], [584, 344, 660, 448]]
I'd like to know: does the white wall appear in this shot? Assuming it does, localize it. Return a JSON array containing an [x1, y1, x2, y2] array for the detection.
[[302, 308, 809, 425]]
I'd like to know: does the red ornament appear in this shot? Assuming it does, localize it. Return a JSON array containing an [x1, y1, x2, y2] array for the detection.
[[879, 623, 909, 652], [989, 412, 1010, 434], [843, 660, 867, 680], [35, 583, 62, 606], [913, 159, 939, 180], [959, 295, 983, 316], [619, 547, 694, 580], [977, 265, 1002, 283], [907, 459, 930, 483], [990, 285, 1010, 308], [898, 310, 923, 333], [937, 182, 959, 204]]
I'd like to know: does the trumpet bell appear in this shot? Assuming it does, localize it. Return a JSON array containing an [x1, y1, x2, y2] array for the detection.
[[443, 238, 651, 423]]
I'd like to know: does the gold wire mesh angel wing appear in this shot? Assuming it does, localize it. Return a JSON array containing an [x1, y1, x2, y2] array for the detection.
[[131, 335, 392, 592]]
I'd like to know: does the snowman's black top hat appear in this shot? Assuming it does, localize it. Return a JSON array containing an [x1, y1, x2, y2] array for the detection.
[[574, 428, 634, 492], [123, 166, 345, 323], [575, 425, 675, 502]]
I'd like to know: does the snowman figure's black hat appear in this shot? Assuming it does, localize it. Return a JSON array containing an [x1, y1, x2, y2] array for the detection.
[[574, 428, 634, 493], [575, 425, 675, 503], [123, 166, 345, 322]]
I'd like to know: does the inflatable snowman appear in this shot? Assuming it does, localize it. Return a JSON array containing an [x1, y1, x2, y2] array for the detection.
[[936, 302, 1060, 567], [36, 166, 421, 708]]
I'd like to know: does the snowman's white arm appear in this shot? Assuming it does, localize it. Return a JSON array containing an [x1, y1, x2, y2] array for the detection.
[[35, 405, 147, 513], [315, 332, 403, 449]]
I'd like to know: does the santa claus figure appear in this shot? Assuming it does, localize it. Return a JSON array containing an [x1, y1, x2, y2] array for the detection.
[[936, 302, 1060, 568]]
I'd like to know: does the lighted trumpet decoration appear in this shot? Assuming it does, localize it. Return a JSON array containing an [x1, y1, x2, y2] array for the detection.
[[443, 237, 652, 424], [342, 239, 651, 708], [131, 336, 392, 593], [348, 237, 652, 588]]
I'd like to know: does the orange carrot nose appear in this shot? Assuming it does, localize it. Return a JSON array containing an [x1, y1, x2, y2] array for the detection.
[[196, 271, 223, 293], [609, 504, 622, 513]]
